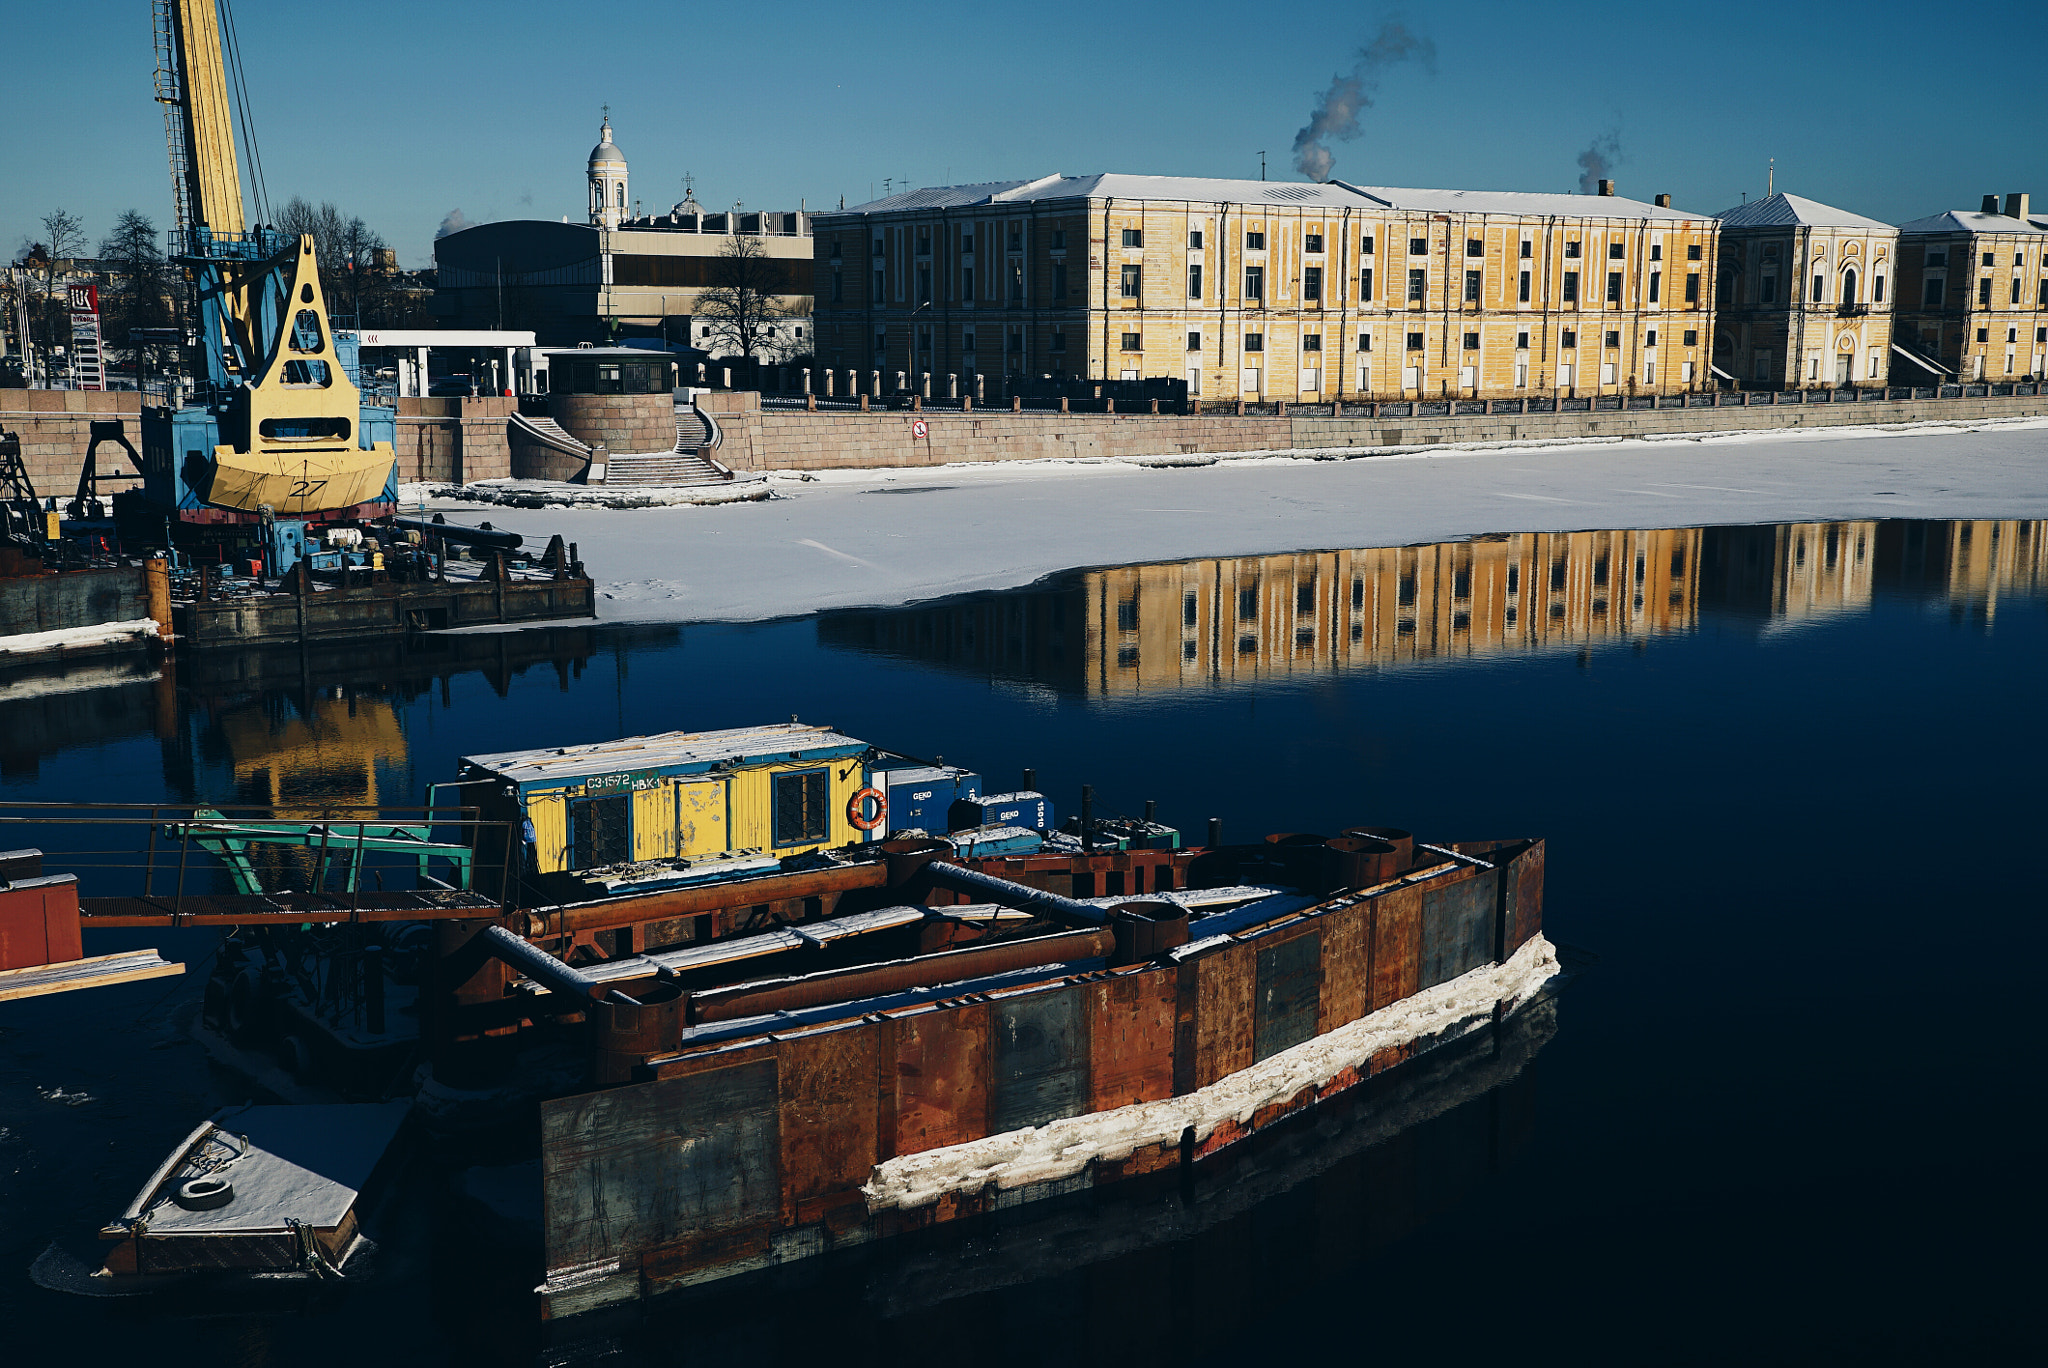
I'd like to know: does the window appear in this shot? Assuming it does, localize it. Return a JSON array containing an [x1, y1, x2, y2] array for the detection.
[[1561, 328, 1577, 348], [1361, 234, 1376, 255], [1407, 268, 1426, 302], [570, 795, 630, 869], [1924, 279, 1944, 308], [1979, 278, 1992, 306], [1761, 275, 1777, 303], [2007, 326, 2018, 343], [772, 770, 830, 847], [1649, 271, 1661, 303], [1520, 240, 1533, 259], [1189, 263, 1203, 299], [1245, 265, 1264, 301], [1462, 331, 1479, 350], [1687, 244, 1702, 261], [1562, 271, 1579, 302], [1644, 361, 1656, 385], [1243, 333, 1264, 352], [873, 237, 885, 256], [1304, 265, 1322, 301], [1565, 241, 1582, 258], [1360, 267, 1374, 301], [1305, 233, 1324, 253], [917, 232, 931, 256], [962, 330, 976, 354], [1121, 332, 1142, 351], [830, 272, 843, 302], [874, 270, 885, 300], [1982, 251, 1995, 267], [1009, 329, 1024, 353], [1466, 238, 1484, 257], [963, 267, 975, 299], [1357, 331, 1373, 351], [1049, 330, 1065, 352], [1646, 328, 1658, 346], [1516, 330, 1530, 349], [1926, 250, 1946, 267], [1684, 273, 1700, 303], [917, 266, 931, 303], [1682, 328, 1697, 346], [1813, 274, 1826, 302], [1650, 244, 1663, 261], [1604, 330, 1621, 348], [1518, 270, 1531, 302], [1121, 264, 1142, 298], [1121, 228, 1142, 248], [1189, 229, 1204, 249], [1606, 271, 1622, 303], [1464, 270, 1482, 302], [2012, 278, 2024, 305], [1609, 242, 1625, 260], [1053, 263, 1067, 298], [1874, 275, 1886, 303], [916, 328, 931, 352], [1409, 237, 1428, 255], [1975, 327, 1989, 343], [1246, 231, 1266, 250], [1405, 331, 1424, 350], [830, 241, 843, 259], [1304, 333, 1322, 351], [1187, 331, 1202, 351], [1009, 262, 1024, 303]]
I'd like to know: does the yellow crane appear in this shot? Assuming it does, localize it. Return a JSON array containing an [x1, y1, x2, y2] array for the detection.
[[133, 0, 397, 536]]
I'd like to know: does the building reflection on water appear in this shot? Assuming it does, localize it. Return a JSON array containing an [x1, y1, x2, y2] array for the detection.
[[818, 519, 2048, 696]]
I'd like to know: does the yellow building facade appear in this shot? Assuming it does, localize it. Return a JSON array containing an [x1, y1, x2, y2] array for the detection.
[[1712, 193, 1898, 388], [811, 174, 1720, 402], [1892, 195, 2048, 383]]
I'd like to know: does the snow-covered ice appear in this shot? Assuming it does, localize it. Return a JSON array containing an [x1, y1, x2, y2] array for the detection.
[[403, 417, 2048, 626]]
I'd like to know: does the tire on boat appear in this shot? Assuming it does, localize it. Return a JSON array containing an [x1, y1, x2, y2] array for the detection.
[[173, 1177, 235, 1211]]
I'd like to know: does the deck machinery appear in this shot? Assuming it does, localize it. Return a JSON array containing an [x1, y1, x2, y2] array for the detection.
[[121, 0, 397, 551]]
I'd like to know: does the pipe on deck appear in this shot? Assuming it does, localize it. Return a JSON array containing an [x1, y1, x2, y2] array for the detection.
[[477, 925, 639, 1006], [924, 860, 1109, 927]]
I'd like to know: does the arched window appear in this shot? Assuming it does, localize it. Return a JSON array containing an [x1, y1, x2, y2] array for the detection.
[[1842, 267, 1859, 304], [616, 183, 626, 208]]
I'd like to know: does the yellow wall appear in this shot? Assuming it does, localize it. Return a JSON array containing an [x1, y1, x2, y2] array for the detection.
[[729, 758, 863, 854], [676, 779, 728, 856], [633, 784, 677, 861], [530, 793, 569, 874]]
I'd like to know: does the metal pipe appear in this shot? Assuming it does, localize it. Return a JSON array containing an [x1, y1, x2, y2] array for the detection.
[[526, 860, 889, 936], [924, 860, 1108, 927], [393, 516, 523, 552], [1208, 817, 1222, 848], [689, 926, 1115, 1024], [476, 925, 639, 1005]]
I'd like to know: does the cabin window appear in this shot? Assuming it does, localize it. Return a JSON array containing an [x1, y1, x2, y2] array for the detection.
[[571, 795, 631, 869], [773, 769, 831, 846]]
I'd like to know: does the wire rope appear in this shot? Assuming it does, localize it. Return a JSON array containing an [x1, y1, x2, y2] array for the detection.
[[217, 0, 271, 230]]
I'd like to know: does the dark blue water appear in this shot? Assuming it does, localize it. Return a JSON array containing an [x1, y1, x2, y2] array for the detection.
[[3, 518, 2044, 1365]]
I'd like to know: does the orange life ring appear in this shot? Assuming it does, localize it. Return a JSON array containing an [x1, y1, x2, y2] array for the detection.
[[847, 786, 888, 832]]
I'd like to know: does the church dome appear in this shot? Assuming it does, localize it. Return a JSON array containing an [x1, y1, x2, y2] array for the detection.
[[588, 117, 625, 167]]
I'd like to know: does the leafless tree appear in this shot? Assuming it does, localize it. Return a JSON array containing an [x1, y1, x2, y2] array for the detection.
[[695, 234, 797, 361], [96, 209, 174, 349], [25, 209, 88, 360]]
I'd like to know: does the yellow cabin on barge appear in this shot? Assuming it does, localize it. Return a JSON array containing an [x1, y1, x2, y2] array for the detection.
[[450, 724, 875, 880]]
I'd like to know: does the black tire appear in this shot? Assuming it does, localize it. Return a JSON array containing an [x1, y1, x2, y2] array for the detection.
[[173, 1177, 234, 1211]]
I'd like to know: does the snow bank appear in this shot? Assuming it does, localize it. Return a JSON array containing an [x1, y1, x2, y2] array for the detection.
[[402, 477, 770, 510], [0, 617, 159, 662], [861, 932, 1563, 1213], [415, 418, 2047, 626]]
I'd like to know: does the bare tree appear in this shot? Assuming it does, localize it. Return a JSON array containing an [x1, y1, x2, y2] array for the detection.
[[96, 209, 174, 348], [695, 234, 796, 361], [28, 209, 88, 361]]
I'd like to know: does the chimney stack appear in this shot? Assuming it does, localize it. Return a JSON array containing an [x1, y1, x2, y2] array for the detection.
[[2005, 192, 2031, 221], [1654, 193, 1672, 208], [1981, 194, 2000, 214], [1598, 179, 1616, 197]]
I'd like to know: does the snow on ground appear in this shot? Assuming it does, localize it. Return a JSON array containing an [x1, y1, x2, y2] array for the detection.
[[398, 416, 2048, 626]]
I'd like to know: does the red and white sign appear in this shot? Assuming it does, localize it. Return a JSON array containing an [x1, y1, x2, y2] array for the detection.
[[911, 418, 929, 440]]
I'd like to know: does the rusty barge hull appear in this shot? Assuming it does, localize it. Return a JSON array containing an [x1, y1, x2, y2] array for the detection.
[[536, 836, 1551, 1317]]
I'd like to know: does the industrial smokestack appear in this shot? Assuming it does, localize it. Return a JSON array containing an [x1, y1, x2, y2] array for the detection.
[[1982, 194, 2001, 214], [1598, 179, 1616, 197], [2005, 192, 2031, 220], [1655, 193, 1671, 208]]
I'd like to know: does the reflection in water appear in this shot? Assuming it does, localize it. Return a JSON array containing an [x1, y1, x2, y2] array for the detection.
[[818, 519, 2048, 695]]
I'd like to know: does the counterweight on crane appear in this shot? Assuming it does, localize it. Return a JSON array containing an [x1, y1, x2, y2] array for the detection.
[[124, 0, 397, 541]]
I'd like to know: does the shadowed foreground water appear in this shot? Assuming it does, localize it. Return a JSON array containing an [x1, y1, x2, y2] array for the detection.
[[2, 516, 2043, 1366]]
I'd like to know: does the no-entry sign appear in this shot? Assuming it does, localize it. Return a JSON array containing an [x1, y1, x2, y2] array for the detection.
[[911, 419, 929, 439]]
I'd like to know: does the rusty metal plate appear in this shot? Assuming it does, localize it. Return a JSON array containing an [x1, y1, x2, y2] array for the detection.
[[1088, 972, 1177, 1112], [1253, 929, 1321, 1062], [1421, 870, 1496, 989], [1196, 944, 1255, 1086], [1512, 839, 1546, 951], [1370, 885, 1421, 1012], [894, 1003, 991, 1156], [1316, 899, 1370, 1032], [778, 1028, 881, 1216], [541, 1058, 779, 1273], [991, 986, 1089, 1132]]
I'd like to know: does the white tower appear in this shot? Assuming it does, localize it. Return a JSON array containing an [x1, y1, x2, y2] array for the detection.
[[588, 112, 628, 229]]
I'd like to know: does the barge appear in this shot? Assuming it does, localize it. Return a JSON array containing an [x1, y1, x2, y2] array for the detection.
[[11, 722, 1559, 1318]]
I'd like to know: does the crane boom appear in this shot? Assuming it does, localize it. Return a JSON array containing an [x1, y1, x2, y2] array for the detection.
[[153, 0, 244, 238]]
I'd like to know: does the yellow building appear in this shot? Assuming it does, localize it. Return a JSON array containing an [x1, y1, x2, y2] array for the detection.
[[455, 723, 873, 876], [810, 173, 1719, 402], [1892, 194, 2048, 383], [1712, 193, 1898, 389]]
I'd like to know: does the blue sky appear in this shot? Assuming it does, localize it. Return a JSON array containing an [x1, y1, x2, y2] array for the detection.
[[5, 0, 2039, 268]]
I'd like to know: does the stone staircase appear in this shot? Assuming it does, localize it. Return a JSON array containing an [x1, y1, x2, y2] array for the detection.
[[598, 410, 732, 488]]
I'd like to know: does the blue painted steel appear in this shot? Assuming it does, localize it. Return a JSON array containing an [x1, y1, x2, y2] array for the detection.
[[879, 766, 981, 834], [948, 824, 1044, 858], [951, 790, 1052, 833]]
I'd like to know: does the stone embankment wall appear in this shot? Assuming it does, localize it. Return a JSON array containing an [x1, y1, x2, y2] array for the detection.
[[0, 390, 513, 493], [549, 391, 672, 455], [706, 390, 2048, 473]]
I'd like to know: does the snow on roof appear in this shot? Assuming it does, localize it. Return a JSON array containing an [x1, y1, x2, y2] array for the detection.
[[827, 174, 1702, 220], [1713, 192, 1892, 231], [462, 722, 868, 786], [1896, 209, 2048, 236]]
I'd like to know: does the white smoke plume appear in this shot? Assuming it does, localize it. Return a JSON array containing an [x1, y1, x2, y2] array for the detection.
[[435, 208, 472, 239], [1292, 21, 1435, 183], [1576, 132, 1622, 195]]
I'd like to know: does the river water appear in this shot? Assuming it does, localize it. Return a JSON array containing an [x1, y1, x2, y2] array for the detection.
[[3, 516, 2044, 1365]]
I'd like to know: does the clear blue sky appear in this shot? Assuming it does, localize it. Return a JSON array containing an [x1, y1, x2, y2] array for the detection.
[[5, 0, 2039, 268]]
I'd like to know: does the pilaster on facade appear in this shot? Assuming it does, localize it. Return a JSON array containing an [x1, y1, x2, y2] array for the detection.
[[1893, 196, 2047, 384]]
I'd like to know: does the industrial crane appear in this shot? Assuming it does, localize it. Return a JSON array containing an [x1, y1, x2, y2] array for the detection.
[[127, 0, 397, 547]]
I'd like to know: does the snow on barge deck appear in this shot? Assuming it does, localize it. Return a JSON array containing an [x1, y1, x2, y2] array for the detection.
[[6, 723, 1558, 1318]]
